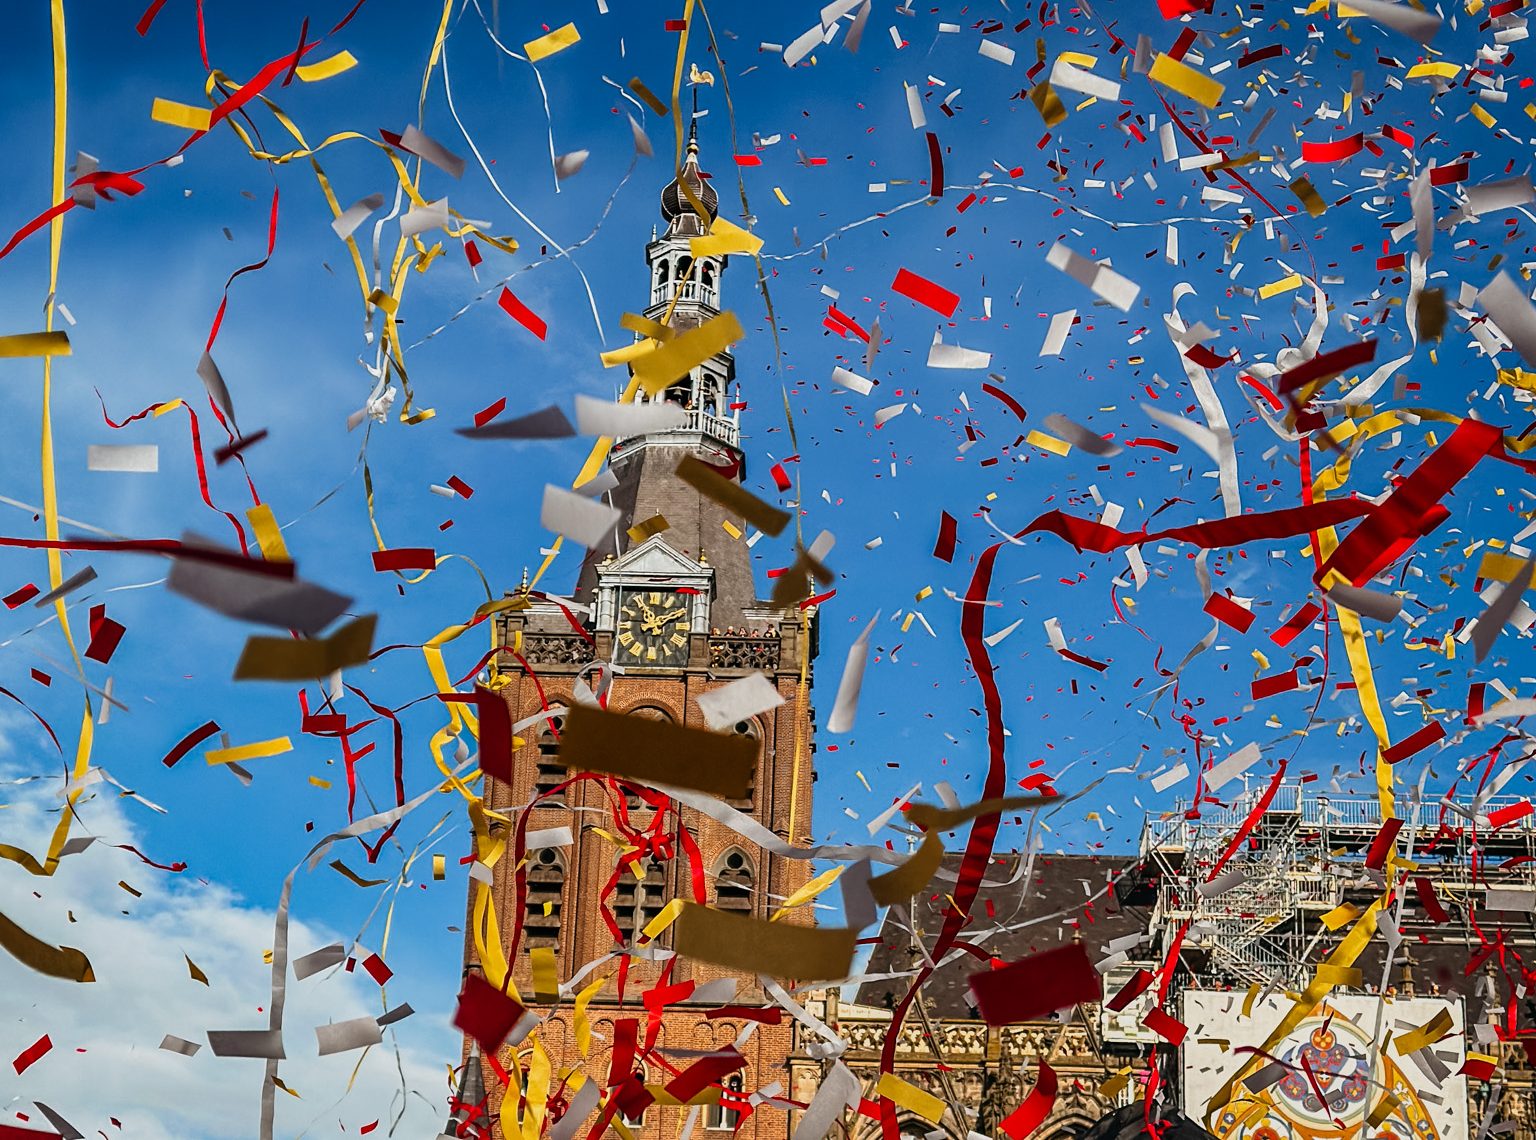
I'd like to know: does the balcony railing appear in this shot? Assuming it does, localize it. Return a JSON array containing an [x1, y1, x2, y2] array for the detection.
[[516, 633, 595, 667], [650, 279, 719, 308], [616, 407, 740, 449], [709, 634, 780, 670]]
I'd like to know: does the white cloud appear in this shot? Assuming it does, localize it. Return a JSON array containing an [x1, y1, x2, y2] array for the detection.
[[0, 766, 460, 1139]]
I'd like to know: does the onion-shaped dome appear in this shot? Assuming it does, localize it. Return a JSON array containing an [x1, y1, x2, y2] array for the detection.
[[660, 125, 718, 236]]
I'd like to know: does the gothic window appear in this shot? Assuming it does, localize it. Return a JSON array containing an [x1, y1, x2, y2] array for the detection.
[[725, 720, 759, 810], [614, 857, 669, 945], [533, 715, 567, 802], [706, 1072, 744, 1131], [714, 849, 754, 914], [524, 848, 564, 950]]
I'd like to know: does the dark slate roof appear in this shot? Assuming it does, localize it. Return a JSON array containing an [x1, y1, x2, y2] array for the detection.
[[857, 853, 1143, 1017]]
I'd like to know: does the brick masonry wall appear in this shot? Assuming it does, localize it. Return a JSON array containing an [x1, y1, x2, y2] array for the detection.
[[461, 617, 817, 1139]]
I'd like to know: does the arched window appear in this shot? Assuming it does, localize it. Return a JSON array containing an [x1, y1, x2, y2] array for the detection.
[[524, 848, 564, 950], [706, 1071, 745, 1131], [725, 720, 759, 810], [614, 857, 669, 945], [533, 715, 567, 801], [656, 260, 671, 284], [714, 849, 754, 914]]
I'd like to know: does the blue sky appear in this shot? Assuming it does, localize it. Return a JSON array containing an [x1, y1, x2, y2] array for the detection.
[[2, 0, 1535, 1133]]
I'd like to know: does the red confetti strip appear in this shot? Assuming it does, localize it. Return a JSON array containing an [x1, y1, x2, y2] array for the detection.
[[135, 0, 171, 35], [967, 943, 1100, 1024], [1251, 669, 1300, 699], [360, 953, 392, 984], [769, 462, 792, 492], [925, 131, 944, 198], [1270, 601, 1321, 647], [1142, 1006, 1188, 1044], [1381, 720, 1446, 765], [1487, 800, 1533, 830], [1022, 499, 1375, 556], [1106, 968, 1154, 1012], [999, 1059, 1057, 1140], [84, 608, 126, 665], [371, 547, 436, 572], [473, 684, 514, 783], [1415, 876, 1450, 923], [1203, 592, 1255, 633], [162, 720, 222, 768], [891, 267, 960, 318], [497, 287, 547, 340], [1277, 339, 1377, 395], [446, 475, 475, 498], [473, 397, 506, 427], [3, 583, 39, 609], [452, 972, 527, 1053], [933, 511, 958, 562], [981, 382, 1027, 421], [1300, 134, 1364, 163], [11, 1034, 51, 1076], [1365, 818, 1403, 870], [213, 428, 268, 466], [827, 305, 871, 341]]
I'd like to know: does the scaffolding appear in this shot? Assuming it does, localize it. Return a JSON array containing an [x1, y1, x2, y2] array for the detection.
[[1113, 780, 1536, 998]]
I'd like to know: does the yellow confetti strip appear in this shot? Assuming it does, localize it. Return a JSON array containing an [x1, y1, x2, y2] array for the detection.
[[150, 97, 212, 132], [773, 186, 791, 206], [690, 216, 764, 258], [1393, 1008, 1454, 1055], [0, 331, 71, 357], [640, 898, 685, 941], [294, 51, 358, 82], [631, 311, 744, 396], [1258, 273, 1304, 299], [524, 23, 580, 63], [205, 737, 293, 765], [529, 945, 560, 1001], [1320, 901, 1362, 930], [1026, 429, 1072, 456], [1148, 54, 1224, 108], [876, 1073, 945, 1124], [1405, 61, 1460, 80], [246, 503, 291, 561]]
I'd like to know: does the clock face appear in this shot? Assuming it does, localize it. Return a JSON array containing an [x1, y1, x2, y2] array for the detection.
[[617, 590, 691, 666]]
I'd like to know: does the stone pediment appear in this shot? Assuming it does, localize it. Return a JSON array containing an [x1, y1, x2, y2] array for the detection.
[[598, 534, 713, 585]]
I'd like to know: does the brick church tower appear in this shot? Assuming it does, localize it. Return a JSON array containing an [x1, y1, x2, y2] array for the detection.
[[456, 123, 819, 1138]]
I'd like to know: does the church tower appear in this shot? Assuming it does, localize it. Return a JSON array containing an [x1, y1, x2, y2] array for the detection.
[[458, 121, 819, 1139]]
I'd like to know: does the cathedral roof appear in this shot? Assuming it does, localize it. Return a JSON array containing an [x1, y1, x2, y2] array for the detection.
[[660, 123, 718, 237], [857, 852, 1140, 1017]]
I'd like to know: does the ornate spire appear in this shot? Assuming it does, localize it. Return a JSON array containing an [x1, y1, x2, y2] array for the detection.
[[659, 110, 718, 237], [439, 1043, 488, 1139]]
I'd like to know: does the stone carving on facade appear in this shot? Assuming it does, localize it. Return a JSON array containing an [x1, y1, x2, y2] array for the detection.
[[519, 632, 596, 666], [709, 634, 780, 670]]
